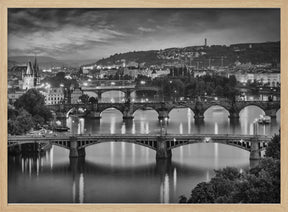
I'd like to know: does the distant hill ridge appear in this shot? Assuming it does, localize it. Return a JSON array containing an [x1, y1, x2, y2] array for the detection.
[[8, 56, 97, 69], [9, 41, 280, 69], [93, 41, 280, 67]]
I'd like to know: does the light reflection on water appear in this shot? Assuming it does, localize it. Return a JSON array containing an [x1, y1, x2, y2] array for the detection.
[[8, 106, 280, 203]]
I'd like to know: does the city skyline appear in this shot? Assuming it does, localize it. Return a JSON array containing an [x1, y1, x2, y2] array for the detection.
[[8, 8, 280, 60]]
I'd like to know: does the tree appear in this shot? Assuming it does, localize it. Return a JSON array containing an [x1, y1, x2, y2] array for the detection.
[[180, 147, 280, 204], [15, 89, 46, 112], [265, 133, 280, 160], [214, 167, 241, 181], [171, 79, 185, 96], [8, 105, 18, 120], [8, 109, 34, 135], [234, 158, 280, 203], [215, 85, 223, 96], [56, 72, 65, 79], [79, 94, 90, 103], [32, 114, 45, 129], [89, 97, 98, 104], [14, 89, 52, 122], [179, 195, 187, 203], [188, 182, 215, 203]]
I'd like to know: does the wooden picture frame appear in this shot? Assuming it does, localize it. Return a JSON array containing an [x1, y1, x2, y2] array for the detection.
[[0, 0, 287, 211]]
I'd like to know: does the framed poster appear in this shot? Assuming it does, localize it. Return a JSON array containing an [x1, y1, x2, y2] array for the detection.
[[0, 0, 287, 211]]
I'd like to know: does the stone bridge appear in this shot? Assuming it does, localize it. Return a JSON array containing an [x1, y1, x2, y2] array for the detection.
[[82, 85, 160, 100], [47, 100, 280, 121], [8, 134, 271, 160]]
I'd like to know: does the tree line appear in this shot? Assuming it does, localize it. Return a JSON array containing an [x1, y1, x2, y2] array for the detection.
[[135, 74, 239, 101], [179, 133, 280, 203], [8, 89, 52, 135]]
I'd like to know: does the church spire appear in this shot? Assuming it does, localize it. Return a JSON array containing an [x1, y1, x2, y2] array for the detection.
[[33, 54, 39, 77], [26, 62, 33, 75]]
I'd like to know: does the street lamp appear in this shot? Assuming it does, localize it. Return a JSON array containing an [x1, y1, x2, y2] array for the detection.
[[174, 90, 177, 102], [164, 117, 168, 135], [160, 119, 163, 136]]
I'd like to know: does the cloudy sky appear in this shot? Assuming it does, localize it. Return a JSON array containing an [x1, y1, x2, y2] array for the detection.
[[8, 8, 280, 60]]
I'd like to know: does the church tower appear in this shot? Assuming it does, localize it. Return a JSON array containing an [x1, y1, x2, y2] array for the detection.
[[22, 61, 36, 90], [33, 56, 40, 85], [22, 56, 41, 90]]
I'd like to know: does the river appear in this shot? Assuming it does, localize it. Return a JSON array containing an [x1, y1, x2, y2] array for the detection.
[[8, 100, 280, 203]]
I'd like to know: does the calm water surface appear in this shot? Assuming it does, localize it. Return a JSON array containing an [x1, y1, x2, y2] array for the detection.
[[8, 104, 280, 203]]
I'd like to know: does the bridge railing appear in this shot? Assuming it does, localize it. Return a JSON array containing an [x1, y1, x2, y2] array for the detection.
[[82, 85, 136, 90], [8, 133, 271, 141]]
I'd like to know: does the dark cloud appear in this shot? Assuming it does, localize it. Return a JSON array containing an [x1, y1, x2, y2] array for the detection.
[[8, 8, 280, 60]]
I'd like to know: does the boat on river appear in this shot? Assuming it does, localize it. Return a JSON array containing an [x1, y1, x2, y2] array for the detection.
[[258, 115, 271, 124], [54, 126, 70, 132]]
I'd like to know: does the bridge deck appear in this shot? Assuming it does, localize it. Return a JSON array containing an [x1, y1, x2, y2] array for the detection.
[[8, 134, 271, 142], [82, 85, 136, 90]]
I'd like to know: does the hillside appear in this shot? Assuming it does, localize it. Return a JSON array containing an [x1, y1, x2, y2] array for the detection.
[[96, 50, 166, 66], [94, 41, 280, 67]]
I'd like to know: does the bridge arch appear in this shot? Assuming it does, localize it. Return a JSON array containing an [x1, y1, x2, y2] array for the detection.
[[83, 91, 97, 98], [52, 142, 70, 150], [133, 108, 159, 120], [167, 139, 251, 152], [239, 104, 266, 113], [100, 106, 123, 116], [101, 90, 127, 101], [239, 105, 265, 118], [168, 107, 195, 120], [203, 105, 230, 118], [78, 140, 157, 151]]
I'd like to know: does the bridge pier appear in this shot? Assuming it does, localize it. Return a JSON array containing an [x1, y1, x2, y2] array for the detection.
[[123, 111, 134, 120], [69, 136, 86, 158], [123, 115, 134, 120], [158, 110, 169, 120], [156, 137, 172, 159], [97, 91, 102, 101], [123, 106, 134, 119], [156, 158, 171, 175], [122, 101, 134, 119], [124, 90, 131, 102], [228, 112, 240, 119], [194, 112, 204, 121], [249, 138, 261, 160], [70, 157, 85, 173]]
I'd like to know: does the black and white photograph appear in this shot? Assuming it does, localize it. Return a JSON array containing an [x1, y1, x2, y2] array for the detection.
[[7, 8, 280, 204]]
